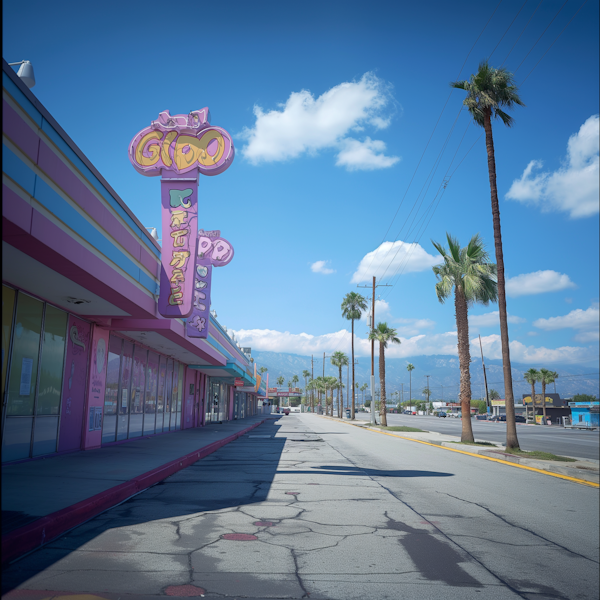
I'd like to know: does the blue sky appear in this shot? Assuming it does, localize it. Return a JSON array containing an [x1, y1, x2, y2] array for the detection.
[[4, 0, 599, 366]]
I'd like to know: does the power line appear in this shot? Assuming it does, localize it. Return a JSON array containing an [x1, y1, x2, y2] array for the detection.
[[501, 0, 544, 66]]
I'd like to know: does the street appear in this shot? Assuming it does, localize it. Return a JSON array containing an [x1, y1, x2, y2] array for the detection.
[[353, 412, 600, 461], [2, 414, 599, 600]]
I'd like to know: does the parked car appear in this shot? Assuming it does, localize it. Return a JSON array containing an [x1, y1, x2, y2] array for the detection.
[[515, 415, 526, 423], [437, 411, 447, 418], [282, 407, 290, 415], [403, 410, 412, 415], [475, 414, 489, 420], [489, 414, 506, 422]]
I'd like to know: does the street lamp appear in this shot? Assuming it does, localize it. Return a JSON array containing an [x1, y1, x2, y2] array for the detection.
[[9, 60, 36, 88]]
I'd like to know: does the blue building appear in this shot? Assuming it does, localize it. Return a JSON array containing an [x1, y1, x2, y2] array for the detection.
[[568, 401, 600, 428]]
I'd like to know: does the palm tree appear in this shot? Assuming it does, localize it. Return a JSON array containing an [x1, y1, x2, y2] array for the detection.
[[451, 60, 524, 450], [523, 368, 539, 423], [422, 386, 432, 415], [292, 374, 299, 390], [342, 292, 368, 420], [327, 377, 340, 416], [406, 363, 415, 408], [538, 369, 558, 424], [259, 366, 268, 375], [276, 376, 284, 387], [432, 233, 497, 443], [360, 383, 368, 407], [368, 322, 401, 427], [331, 351, 349, 418]]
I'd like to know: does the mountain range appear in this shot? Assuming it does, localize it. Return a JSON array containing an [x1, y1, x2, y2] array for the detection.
[[252, 351, 599, 401]]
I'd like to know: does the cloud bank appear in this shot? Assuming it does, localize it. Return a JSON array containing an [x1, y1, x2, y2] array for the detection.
[[240, 73, 399, 171], [351, 241, 439, 284], [505, 270, 576, 297], [534, 304, 599, 343], [469, 311, 526, 328], [506, 115, 599, 218]]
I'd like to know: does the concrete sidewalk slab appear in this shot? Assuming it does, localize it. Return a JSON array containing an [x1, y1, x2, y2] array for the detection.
[[2, 416, 273, 565]]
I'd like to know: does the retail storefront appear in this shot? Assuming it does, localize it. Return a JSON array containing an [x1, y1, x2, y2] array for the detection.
[[2, 60, 265, 463]]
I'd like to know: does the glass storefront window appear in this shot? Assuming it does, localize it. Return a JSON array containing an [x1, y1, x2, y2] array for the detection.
[[129, 346, 146, 438], [163, 359, 173, 431], [102, 336, 122, 444], [116, 340, 133, 441], [143, 352, 159, 435], [2, 286, 16, 408], [5, 294, 43, 417], [156, 357, 166, 433], [36, 306, 67, 415]]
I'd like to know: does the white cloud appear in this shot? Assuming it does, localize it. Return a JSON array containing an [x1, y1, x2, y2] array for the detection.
[[359, 299, 391, 324], [336, 137, 400, 171], [505, 270, 576, 297], [469, 311, 526, 328], [533, 304, 599, 344], [310, 260, 335, 275], [506, 115, 599, 218], [351, 240, 439, 284], [240, 73, 399, 170], [475, 334, 596, 364], [394, 317, 436, 337]]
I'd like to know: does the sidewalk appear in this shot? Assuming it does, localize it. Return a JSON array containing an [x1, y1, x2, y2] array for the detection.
[[319, 415, 599, 486], [1, 416, 272, 565]]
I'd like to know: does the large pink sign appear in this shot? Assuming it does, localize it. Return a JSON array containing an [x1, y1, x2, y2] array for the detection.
[[128, 109, 234, 177], [129, 110, 235, 318], [187, 230, 234, 338]]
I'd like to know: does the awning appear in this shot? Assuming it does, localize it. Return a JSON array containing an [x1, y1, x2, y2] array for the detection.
[[189, 361, 256, 386]]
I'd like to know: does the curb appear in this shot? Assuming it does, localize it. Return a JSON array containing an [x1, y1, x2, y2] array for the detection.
[[316, 415, 599, 488], [1, 419, 266, 566]]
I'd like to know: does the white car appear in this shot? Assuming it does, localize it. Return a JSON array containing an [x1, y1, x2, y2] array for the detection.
[[289, 406, 301, 413]]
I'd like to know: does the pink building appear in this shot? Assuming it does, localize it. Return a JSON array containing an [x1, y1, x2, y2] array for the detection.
[[1, 60, 265, 463]]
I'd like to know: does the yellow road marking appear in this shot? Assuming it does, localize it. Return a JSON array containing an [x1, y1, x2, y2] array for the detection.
[[317, 415, 599, 488]]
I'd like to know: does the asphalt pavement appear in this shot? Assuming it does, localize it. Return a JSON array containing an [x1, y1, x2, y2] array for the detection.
[[3, 413, 598, 600], [353, 412, 600, 460]]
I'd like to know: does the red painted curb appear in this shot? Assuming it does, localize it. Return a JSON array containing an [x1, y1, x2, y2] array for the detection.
[[1, 419, 265, 566]]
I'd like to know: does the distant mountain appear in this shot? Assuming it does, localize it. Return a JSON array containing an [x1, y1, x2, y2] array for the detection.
[[251, 350, 599, 401]]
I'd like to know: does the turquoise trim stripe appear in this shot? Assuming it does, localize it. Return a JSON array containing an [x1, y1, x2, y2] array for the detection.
[[2, 143, 36, 196], [3, 72, 160, 260], [3, 143, 156, 295]]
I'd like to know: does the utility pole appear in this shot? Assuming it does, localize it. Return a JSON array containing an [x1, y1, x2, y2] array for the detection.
[[426, 375, 430, 415], [357, 276, 391, 425], [478, 335, 490, 415]]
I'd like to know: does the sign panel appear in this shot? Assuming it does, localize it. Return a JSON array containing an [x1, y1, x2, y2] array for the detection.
[[187, 230, 234, 338], [234, 378, 244, 387]]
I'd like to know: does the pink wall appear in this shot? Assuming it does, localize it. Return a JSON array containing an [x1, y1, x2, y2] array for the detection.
[[83, 326, 109, 449], [58, 316, 91, 453]]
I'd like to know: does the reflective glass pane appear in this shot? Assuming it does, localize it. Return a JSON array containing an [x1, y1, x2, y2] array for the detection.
[[6, 294, 43, 416], [2, 286, 16, 407], [32, 416, 59, 456], [2, 417, 33, 462], [164, 359, 173, 430], [102, 336, 122, 444], [175, 411, 181, 431], [129, 346, 146, 438], [36, 306, 67, 415], [116, 340, 133, 441], [156, 357, 166, 433], [169, 362, 179, 431], [143, 352, 159, 435]]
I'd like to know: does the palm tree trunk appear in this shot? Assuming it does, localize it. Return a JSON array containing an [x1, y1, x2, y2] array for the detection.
[[409, 372, 412, 411], [455, 287, 475, 442], [529, 383, 535, 423], [351, 319, 355, 419], [339, 366, 343, 418], [379, 343, 388, 427], [484, 109, 519, 450], [541, 383, 547, 423]]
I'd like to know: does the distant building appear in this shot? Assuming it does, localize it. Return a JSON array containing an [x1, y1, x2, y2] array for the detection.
[[568, 401, 600, 428]]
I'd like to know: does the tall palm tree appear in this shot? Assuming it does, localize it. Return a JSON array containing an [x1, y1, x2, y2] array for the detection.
[[259, 366, 268, 375], [523, 368, 539, 423], [406, 363, 415, 408], [538, 369, 558, 424], [292, 374, 299, 390], [451, 60, 524, 450], [302, 369, 310, 391], [432, 233, 497, 443], [368, 322, 401, 427], [331, 351, 349, 418], [327, 377, 340, 416], [276, 376, 284, 387], [342, 292, 368, 420]]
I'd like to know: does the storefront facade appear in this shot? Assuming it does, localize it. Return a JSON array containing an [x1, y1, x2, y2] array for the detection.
[[2, 60, 265, 464]]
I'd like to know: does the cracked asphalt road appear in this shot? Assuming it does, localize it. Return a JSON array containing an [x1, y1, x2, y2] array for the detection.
[[3, 414, 598, 600]]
